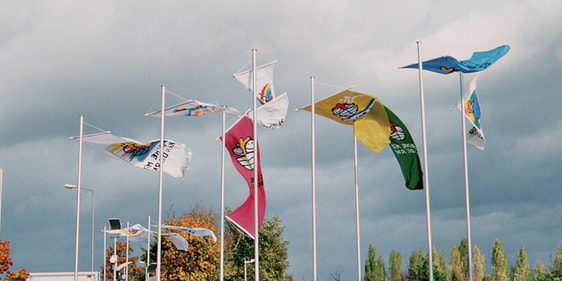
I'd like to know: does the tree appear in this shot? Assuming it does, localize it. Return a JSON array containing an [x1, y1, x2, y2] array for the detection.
[[148, 204, 221, 281], [450, 245, 463, 281], [407, 249, 427, 281], [225, 214, 289, 281], [513, 246, 531, 280], [388, 250, 402, 281], [364, 244, 385, 281], [104, 240, 143, 281], [472, 245, 486, 281], [0, 240, 29, 281], [491, 238, 509, 281]]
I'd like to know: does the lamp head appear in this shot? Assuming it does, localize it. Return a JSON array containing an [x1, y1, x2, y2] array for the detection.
[[64, 184, 77, 190]]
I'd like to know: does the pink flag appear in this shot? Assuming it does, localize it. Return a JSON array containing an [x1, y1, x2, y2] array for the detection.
[[222, 116, 266, 239]]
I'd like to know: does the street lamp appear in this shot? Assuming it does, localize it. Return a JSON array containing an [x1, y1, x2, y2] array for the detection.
[[65, 183, 95, 272], [244, 259, 255, 281]]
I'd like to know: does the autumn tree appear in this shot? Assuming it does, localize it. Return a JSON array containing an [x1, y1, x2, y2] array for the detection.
[[513, 246, 530, 279], [0, 240, 29, 281], [450, 245, 463, 281], [104, 240, 143, 281], [472, 245, 486, 281], [147, 204, 221, 281]]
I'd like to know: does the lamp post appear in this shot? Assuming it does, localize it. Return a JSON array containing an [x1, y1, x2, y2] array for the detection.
[[65, 183, 95, 272], [244, 259, 255, 281]]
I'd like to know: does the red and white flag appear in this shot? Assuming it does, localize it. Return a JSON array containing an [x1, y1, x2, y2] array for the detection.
[[221, 116, 266, 239]]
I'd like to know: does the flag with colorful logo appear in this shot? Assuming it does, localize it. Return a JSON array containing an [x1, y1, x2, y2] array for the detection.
[[385, 106, 424, 190], [75, 132, 192, 178], [144, 99, 241, 118], [221, 116, 266, 239], [300, 89, 391, 153], [233, 60, 278, 104], [401, 45, 510, 74], [458, 76, 486, 150]]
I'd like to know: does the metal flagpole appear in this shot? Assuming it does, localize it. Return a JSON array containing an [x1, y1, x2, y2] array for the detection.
[[156, 85, 165, 281], [310, 76, 317, 281], [73, 115, 84, 281], [416, 41, 434, 280], [353, 135, 361, 281], [0, 168, 3, 239], [459, 73, 474, 281], [146, 216, 150, 281], [103, 226, 106, 281], [251, 48, 260, 281], [220, 108, 226, 281]]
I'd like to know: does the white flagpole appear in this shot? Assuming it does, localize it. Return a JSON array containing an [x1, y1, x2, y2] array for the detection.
[[146, 215, 150, 281], [251, 48, 260, 281], [156, 85, 165, 281], [126, 221, 130, 281], [73, 115, 84, 281], [310, 76, 317, 281], [220, 108, 226, 281], [459, 73, 474, 281], [353, 135, 361, 281], [103, 226, 106, 281], [416, 41, 434, 280]]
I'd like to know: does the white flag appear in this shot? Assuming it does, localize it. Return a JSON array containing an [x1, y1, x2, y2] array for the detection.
[[75, 132, 192, 178], [144, 99, 241, 118], [233, 60, 277, 104], [247, 92, 289, 129]]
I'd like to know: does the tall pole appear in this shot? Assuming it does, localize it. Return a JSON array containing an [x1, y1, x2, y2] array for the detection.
[[103, 226, 106, 281], [310, 76, 317, 281], [416, 41, 434, 280], [146, 216, 150, 281], [74, 115, 84, 281], [353, 136, 361, 281], [220, 109, 226, 281], [251, 48, 259, 281], [65, 184, 95, 273], [459, 73, 474, 281], [0, 168, 3, 239], [90, 189, 95, 272], [156, 85, 165, 281]]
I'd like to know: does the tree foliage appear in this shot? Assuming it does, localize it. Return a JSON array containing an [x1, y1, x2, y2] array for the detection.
[[491, 238, 509, 281], [364, 244, 385, 281], [0, 240, 29, 281]]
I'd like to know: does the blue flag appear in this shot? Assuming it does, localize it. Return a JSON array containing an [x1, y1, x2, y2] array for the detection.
[[401, 45, 510, 74]]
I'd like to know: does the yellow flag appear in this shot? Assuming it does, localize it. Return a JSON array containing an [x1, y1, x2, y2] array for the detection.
[[301, 89, 390, 153]]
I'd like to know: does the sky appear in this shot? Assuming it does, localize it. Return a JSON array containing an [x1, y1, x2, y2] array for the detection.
[[0, 1, 561, 280]]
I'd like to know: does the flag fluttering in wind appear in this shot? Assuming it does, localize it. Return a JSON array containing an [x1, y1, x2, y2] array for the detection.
[[161, 225, 218, 242], [144, 99, 241, 118], [247, 92, 289, 129], [300, 89, 391, 153], [385, 106, 424, 190], [233, 60, 278, 104], [104, 224, 150, 243], [457, 77, 486, 150], [401, 45, 510, 74], [75, 132, 192, 178], [221, 116, 266, 239]]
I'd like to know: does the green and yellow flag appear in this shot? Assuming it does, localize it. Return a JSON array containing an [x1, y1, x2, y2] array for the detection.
[[301, 89, 390, 153]]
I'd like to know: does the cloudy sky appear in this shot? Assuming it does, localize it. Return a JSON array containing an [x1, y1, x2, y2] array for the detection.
[[1, 1, 561, 280]]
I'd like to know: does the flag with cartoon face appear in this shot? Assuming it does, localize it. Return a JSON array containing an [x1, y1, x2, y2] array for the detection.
[[300, 89, 391, 153], [222, 116, 266, 239], [385, 106, 424, 190]]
